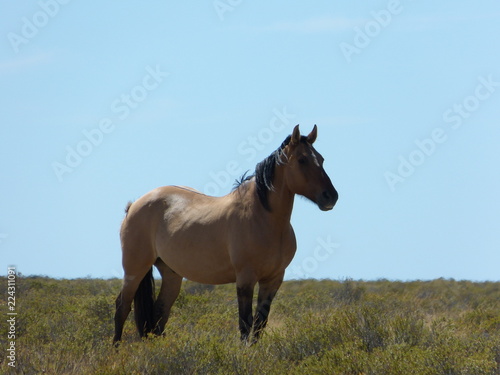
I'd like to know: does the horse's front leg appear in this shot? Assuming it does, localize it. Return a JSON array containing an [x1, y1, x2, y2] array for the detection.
[[253, 273, 284, 342], [236, 280, 256, 344]]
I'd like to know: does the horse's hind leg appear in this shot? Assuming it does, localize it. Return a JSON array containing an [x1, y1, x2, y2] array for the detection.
[[113, 251, 156, 344], [113, 273, 148, 344], [152, 258, 182, 336]]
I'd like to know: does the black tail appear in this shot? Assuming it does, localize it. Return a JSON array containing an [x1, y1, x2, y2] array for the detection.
[[134, 267, 155, 337]]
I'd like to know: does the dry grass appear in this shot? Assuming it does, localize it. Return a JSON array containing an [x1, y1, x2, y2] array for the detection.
[[1, 277, 499, 374]]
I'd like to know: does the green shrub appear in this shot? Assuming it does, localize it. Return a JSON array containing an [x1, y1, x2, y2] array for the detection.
[[1, 277, 499, 374]]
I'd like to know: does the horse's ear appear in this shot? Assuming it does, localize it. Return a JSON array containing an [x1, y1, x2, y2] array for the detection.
[[291, 124, 301, 145], [307, 125, 317, 144]]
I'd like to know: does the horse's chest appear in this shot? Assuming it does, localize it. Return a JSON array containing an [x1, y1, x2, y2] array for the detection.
[[256, 230, 296, 273]]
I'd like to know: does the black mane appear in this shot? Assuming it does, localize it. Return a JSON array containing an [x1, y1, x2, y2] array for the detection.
[[234, 134, 309, 212]]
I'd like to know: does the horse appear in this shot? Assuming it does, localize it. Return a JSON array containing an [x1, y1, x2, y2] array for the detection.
[[113, 124, 338, 345]]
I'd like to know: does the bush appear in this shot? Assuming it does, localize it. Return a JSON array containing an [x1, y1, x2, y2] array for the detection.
[[0, 277, 499, 374]]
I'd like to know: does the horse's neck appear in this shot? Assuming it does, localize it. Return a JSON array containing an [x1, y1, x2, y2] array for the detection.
[[265, 165, 295, 223]]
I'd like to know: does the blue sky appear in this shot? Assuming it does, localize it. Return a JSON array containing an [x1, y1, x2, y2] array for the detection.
[[1, 1, 499, 281]]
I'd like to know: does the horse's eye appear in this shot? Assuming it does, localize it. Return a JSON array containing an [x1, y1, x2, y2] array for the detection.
[[298, 157, 307, 165]]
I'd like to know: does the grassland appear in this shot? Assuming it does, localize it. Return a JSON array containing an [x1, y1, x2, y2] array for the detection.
[[1, 276, 499, 374]]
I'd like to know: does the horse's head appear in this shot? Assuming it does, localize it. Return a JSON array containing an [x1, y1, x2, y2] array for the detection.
[[282, 125, 338, 211]]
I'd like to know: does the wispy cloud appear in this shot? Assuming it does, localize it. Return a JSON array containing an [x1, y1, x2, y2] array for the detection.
[[395, 12, 500, 32], [258, 11, 500, 35], [256, 16, 364, 33], [0, 52, 53, 73]]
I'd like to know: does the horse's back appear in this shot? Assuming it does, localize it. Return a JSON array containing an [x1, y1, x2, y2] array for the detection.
[[122, 186, 236, 284]]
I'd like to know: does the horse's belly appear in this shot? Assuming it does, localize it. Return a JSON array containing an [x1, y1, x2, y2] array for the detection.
[[156, 231, 236, 285]]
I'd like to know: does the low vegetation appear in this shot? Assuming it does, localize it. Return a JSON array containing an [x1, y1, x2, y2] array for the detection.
[[1, 277, 499, 374]]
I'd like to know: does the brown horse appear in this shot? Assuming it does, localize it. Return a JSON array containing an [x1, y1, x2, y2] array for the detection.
[[113, 125, 338, 345]]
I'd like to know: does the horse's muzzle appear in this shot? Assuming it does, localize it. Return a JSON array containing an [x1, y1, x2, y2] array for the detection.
[[317, 188, 338, 211]]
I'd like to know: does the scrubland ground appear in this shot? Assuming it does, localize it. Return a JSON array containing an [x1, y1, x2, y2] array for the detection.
[[1, 277, 499, 374]]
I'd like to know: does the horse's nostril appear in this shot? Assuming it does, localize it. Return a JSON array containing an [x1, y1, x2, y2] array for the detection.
[[323, 191, 330, 199]]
